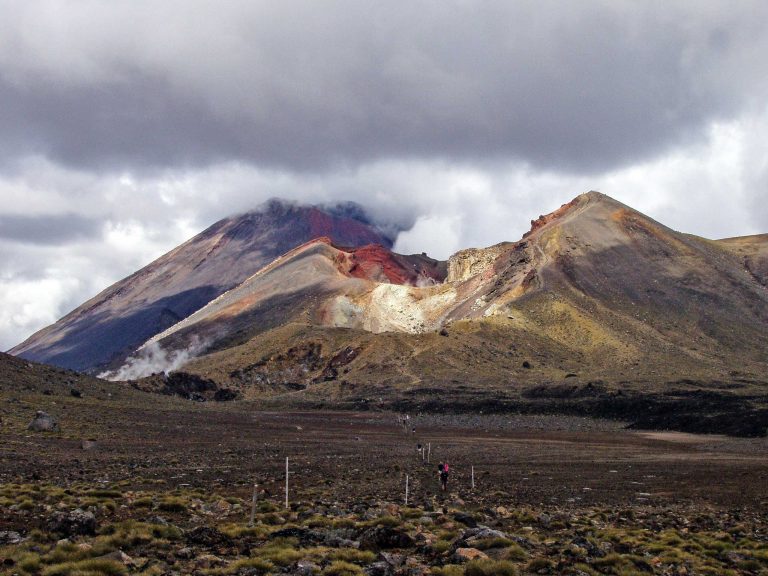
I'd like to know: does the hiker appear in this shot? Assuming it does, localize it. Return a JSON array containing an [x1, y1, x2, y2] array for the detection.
[[438, 462, 449, 491], [417, 443, 423, 456]]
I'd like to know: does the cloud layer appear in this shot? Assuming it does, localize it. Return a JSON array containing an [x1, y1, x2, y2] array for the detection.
[[1, 1, 767, 351]]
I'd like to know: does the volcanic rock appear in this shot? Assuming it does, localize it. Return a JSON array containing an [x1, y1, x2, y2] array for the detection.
[[453, 512, 478, 528], [28, 410, 58, 432], [185, 526, 234, 549], [359, 526, 415, 551], [0, 531, 23, 545], [48, 509, 97, 536], [452, 547, 489, 563]]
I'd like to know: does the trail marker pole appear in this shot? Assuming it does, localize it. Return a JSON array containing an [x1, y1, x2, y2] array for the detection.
[[471, 466, 475, 490], [249, 483, 258, 526], [405, 475, 409, 505], [285, 457, 289, 509]]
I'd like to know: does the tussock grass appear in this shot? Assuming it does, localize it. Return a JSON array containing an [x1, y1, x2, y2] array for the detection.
[[206, 557, 274, 575], [157, 497, 187, 513], [431, 566, 465, 576], [41, 558, 127, 576], [252, 540, 304, 566], [473, 537, 514, 550], [464, 559, 517, 576], [326, 549, 376, 564], [322, 560, 364, 576]]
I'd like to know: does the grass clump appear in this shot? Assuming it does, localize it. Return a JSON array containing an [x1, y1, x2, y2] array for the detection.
[[157, 497, 187, 513], [361, 514, 400, 528], [132, 497, 153, 508], [322, 560, 364, 576], [260, 512, 286, 525], [41, 558, 127, 576], [252, 540, 304, 566], [220, 523, 268, 538], [524, 558, 554, 573], [327, 549, 376, 564], [474, 537, 514, 550], [17, 553, 42, 574], [431, 539, 453, 554], [43, 541, 92, 564], [499, 544, 527, 562], [431, 565, 465, 576], [85, 490, 123, 499], [208, 557, 274, 575], [464, 559, 517, 576]]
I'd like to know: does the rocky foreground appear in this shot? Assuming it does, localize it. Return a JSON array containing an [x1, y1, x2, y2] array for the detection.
[[2, 482, 768, 576], [2, 366, 768, 575]]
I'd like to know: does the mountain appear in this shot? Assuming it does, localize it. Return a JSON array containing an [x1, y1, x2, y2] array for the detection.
[[148, 191, 768, 377], [117, 192, 768, 435], [9, 190, 768, 434], [9, 199, 397, 373]]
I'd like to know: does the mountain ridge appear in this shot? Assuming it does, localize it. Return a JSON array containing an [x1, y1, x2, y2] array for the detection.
[[10, 199, 397, 372], [116, 191, 767, 399]]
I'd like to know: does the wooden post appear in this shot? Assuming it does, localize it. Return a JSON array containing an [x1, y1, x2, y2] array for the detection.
[[249, 483, 258, 527], [285, 457, 289, 509], [471, 466, 475, 490], [427, 443, 431, 463], [405, 475, 409, 505]]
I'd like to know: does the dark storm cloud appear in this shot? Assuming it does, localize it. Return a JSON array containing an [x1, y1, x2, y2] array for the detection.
[[1, 1, 766, 174], [0, 213, 101, 244]]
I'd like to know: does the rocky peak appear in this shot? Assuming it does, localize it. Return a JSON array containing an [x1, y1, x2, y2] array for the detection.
[[447, 244, 508, 283]]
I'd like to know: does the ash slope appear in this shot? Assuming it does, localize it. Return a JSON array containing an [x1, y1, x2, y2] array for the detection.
[[143, 192, 768, 430], [10, 200, 396, 373]]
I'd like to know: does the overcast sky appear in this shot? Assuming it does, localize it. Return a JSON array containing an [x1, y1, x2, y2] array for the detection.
[[2, 0, 767, 351]]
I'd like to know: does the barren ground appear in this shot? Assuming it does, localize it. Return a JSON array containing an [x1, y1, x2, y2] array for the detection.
[[3, 389, 768, 575]]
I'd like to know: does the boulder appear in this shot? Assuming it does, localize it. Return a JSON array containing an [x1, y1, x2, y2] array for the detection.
[[100, 550, 135, 566], [295, 561, 320, 576], [453, 548, 488, 563], [365, 561, 393, 576], [0, 531, 23, 545], [459, 526, 510, 549], [379, 552, 405, 567], [359, 526, 415, 551], [185, 526, 233, 549], [48, 509, 97, 536], [28, 411, 58, 432], [194, 554, 225, 569], [462, 527, 507, 541], [213, 388, 238, 401], [452, 512, 477, 528]]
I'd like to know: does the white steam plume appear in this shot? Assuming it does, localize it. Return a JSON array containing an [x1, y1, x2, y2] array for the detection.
[[99, 337, 208, 381]]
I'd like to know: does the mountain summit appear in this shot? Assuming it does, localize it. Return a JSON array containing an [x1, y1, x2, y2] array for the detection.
[[10, 199, 396, 372]]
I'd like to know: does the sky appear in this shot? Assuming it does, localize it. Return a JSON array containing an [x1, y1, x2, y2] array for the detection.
[[1, 0, 768, 351]]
